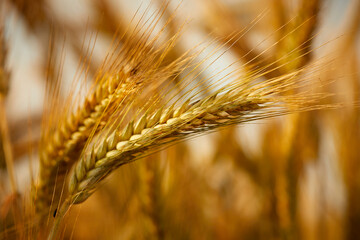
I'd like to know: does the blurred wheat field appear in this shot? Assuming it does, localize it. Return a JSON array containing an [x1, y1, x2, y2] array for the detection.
[[0, 0, 359, 239]]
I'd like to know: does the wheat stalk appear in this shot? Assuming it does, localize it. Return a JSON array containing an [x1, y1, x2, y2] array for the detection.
[[138, 155, 165, 239]]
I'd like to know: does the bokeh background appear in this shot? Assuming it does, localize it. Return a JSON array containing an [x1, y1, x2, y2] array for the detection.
[[1, 0, 359, 239]]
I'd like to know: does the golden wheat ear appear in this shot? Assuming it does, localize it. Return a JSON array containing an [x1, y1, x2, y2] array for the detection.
[[34, 0, 190, 225], [44, 50, 333, 238]]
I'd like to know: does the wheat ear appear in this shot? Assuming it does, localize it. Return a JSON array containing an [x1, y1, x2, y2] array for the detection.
[[35, 71, 138, 209], [35, 0, 179, 212], [47, 68, 321, 230], [36, 10, 191, 215]]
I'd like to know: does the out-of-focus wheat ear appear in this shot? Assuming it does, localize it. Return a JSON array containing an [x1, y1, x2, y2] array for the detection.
[[202, 0, 282, 79], [0, 15, 16, 194], [275, 0, 320, 73], [137, 155, 165, 239], [260, 1, 322, 236], [8, 0, 47, 29], [0, 91, 15, 193], [0, 13, 24, 238], [0, 18, 9, 97], [271, 0, 287, 36], [330, 1, 360, 238], [0, 13, 8, 167]]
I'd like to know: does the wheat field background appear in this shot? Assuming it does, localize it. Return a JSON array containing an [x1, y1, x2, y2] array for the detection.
[[0, 0, 359, 239]]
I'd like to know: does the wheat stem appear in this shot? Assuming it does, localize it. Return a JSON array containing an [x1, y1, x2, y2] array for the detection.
[[47, 198, 71, 240]]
